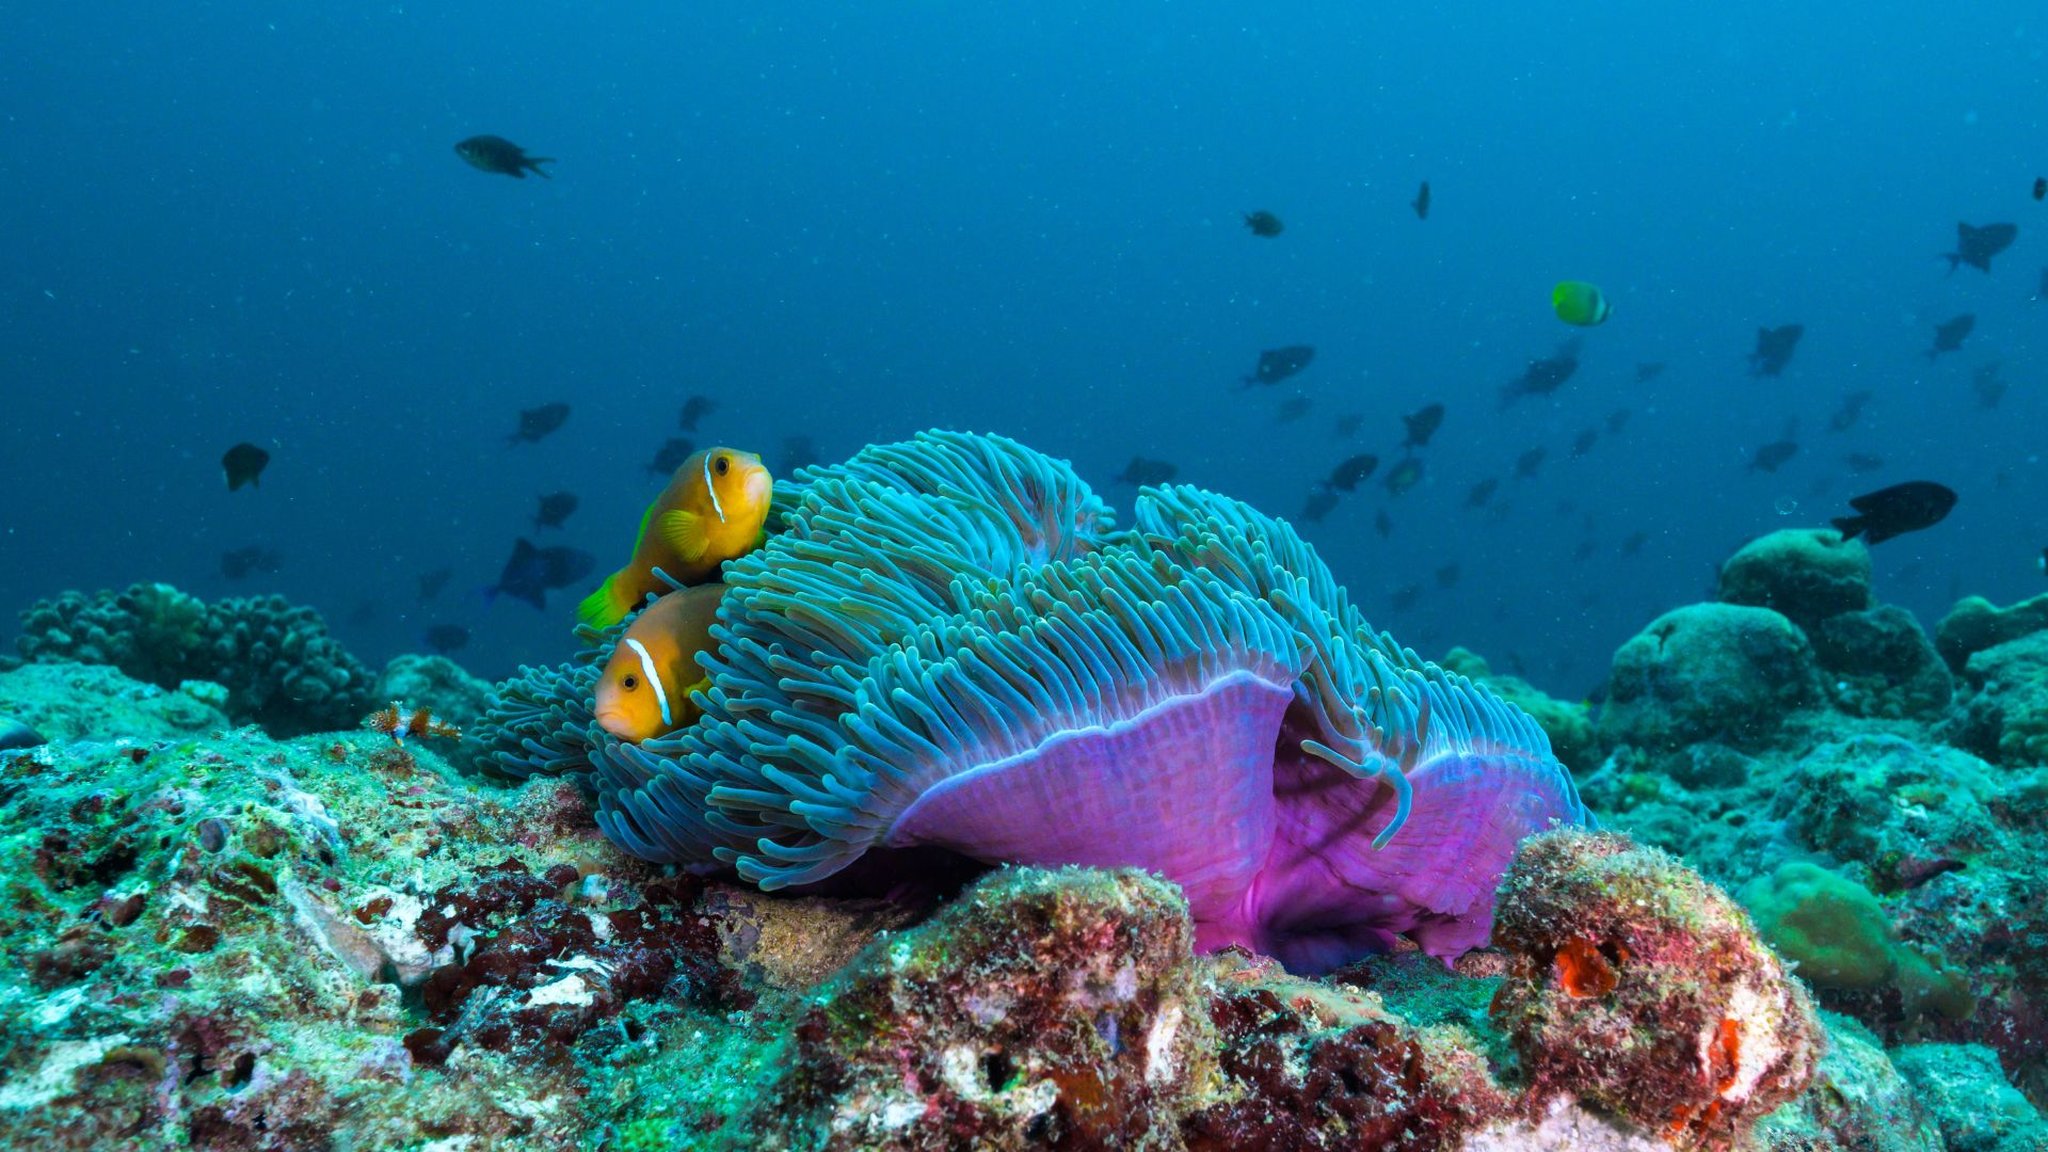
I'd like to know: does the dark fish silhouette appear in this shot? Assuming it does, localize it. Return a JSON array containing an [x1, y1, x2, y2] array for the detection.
[[1620, 530, 1647, 557], [1243, 211, 1284, 238], [1115, 456, 1178, 487], [2035, 177, 2046, 202], [1465, 478, 1499, 508], [1845, 452, 1885, 474], [1242, 345, 1316, 387], [455, 135, 552, 179], [222, 443, 270, 491], [1944, 221, 2016, 274], [1333, 412, 1365, 438], [534, 491, 579, 530], [647, 437, 695, 475], [1827, 390, 1872, 433], [1634, 362, 1666, 383], [1606, 409, 1633, 436], [219, 546, 282, 580], [1832, 481, 1956, 545], [1748, 324, 1804, 377], [1374, 510, 1393, 538], [1275, 395, 1312, 423], [1514, 447, 1547, 479], [1434, 563, 1459, 588], [1569, 428, 1598, 458], [1926, 314, 1975, 359], [0, 718, 45, 752], [1972, 362, 2007, 409], [678, 395, 717, 432], [1299, 488, 1340, 523], [1501, 339, 1581, 407], [1324, 454, 1379, 492], [1388, 584, 1423, 612], [418, 567, 453, 602], [1384, 457, 1424, 496], [1401, 403, 1446, 448], [487, 538, 595, 610], [1571, 539, 1596, 562], [424, 625, 471, 654], [1750, 439, 1799, 473], [1411, 181, 1431, 220], [783, 434, 823, 473], [508, 403, 570, 445]]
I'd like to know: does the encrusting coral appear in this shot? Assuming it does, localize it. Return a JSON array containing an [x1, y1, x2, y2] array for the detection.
[[482, 430, 1591, 974]]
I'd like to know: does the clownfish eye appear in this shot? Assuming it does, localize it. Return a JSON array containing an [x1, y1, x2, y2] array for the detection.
[[622, 675, 638, 691], [713, 455, 731, 476]]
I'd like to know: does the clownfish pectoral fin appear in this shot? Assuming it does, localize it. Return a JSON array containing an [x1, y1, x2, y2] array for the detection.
[[656, 509, 711, 562]]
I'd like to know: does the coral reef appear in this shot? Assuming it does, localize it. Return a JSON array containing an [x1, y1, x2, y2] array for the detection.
[[1489, 829, 1822, 1149], [15, 583, 373, 736], [484, 430, 1587, 973], [1441, 646, 1600, 775], [1740, 861, 1973, 1020], [1935, 590, 2048, 672], [1598, 603, 1820, 755], [1890, 1042, 2048, 1151], [1717, 528, 1872, 633]]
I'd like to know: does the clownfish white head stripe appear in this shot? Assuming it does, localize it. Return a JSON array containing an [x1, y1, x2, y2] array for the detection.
[[622, 637, 674, 727], [702, 453, 728, 523]]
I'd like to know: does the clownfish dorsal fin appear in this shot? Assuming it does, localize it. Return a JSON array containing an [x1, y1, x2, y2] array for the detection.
[[657, 509, 711, 561]]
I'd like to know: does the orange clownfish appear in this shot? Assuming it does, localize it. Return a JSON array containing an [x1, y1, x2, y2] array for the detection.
[[594, 584, 725, 742], [577, 447, 773, 629]]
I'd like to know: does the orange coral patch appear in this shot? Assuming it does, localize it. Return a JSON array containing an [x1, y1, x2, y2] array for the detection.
[[1553, 938, 1619, 998]]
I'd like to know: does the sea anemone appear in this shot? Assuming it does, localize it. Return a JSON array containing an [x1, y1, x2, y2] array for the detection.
[[483, 430, 1589, 972]]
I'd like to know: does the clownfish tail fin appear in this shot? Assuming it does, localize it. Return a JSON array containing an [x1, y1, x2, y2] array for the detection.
[[577, 575, 629, 629]]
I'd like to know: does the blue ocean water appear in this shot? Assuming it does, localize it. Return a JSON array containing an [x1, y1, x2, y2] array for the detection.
[[2, 1, 2040, 695]]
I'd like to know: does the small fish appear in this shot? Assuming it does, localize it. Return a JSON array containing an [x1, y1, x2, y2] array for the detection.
[[1633, 362, 1666, 383], [782, 435, 823, 473], [1298, 488, 1341, 523], [1465, 478, 1499, 508], [1115, 456, 1178, 487], [1333, 412, 1365, 438], [1388, 584, 1423, 612], [219, 546, 283, 580], [489, 538, 596, 610], [1572, 539, 1596, 562], [1434, 563, 1460, 589], [508, 402, 570, 445], [1514, 447, 1547, 479], [2035, 177, 2046, 202], [454, 135, 552, 179], [1552, 281, 1612, 327], [0, 717, 46, 752], [1826, 390, 1872, 433], [1275, 395, 1312, 423], [594, 584, 727, 742], [648, 437, 695, 475], [1242, 345, 1316, 387], [1324, 454, 1379, 492], [1569, 428, 1598, 458], [1972, 362, 2007, 410], [678, 395, 718, 432], [417, 567, 453, 602], [579, 447, 773, 627], [1401, 403, 1446, 448], [1845, 452, 1886, 474], [1384, 457, 1424, 497], [222, 443, 270, 491], [1374, 510, 1393, 538], [1243, 211, 1284, 238], [1748, 324, 1804, 377], [1926, 314, 1975, 359], [1944, 221, 2017, 275], [534, 491, 580, 531], [1831, 481, 1956, 545], [1619, 530, 1647, 557], [423, 624, 471, 654], [1605, 408, 1633, 436], [1501, 339, 1581, 407], [1750, 439, 1800, 473], [365, 701, 462, 745], [1411, 181, 1431, 220]]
